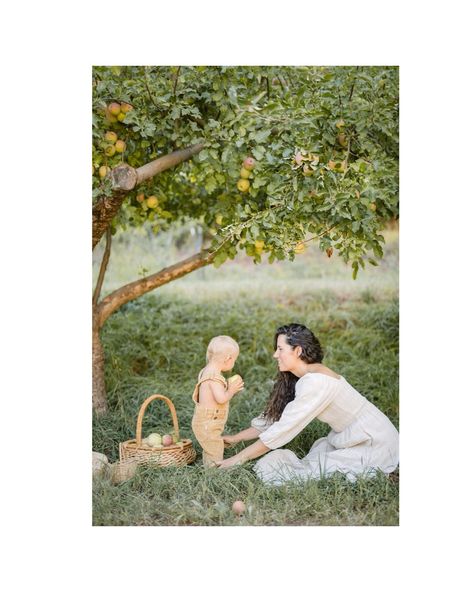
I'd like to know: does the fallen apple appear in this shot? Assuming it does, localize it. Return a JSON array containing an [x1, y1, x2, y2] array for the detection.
[[232, 500, 246, 516]]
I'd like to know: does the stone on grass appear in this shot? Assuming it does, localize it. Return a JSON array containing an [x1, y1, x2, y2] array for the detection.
[[93, 451, 109, 477]]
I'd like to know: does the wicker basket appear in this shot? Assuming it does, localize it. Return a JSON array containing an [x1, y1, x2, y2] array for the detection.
[[119, 394, 196, 468]]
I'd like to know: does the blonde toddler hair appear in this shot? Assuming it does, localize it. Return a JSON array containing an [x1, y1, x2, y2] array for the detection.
[[206, 335, 239, 362]]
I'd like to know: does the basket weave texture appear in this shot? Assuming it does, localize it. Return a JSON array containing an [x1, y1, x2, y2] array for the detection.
[[119, 394, 196, 468]]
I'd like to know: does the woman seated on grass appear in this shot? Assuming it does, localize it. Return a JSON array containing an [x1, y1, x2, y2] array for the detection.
[[217, 323, 399, 485]]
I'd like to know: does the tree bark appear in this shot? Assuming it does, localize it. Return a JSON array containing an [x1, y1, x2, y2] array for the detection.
[[92, 313, 108, 415], [92, 143, 204, 250]]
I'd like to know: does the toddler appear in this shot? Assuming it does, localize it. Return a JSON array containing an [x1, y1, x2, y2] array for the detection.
[[191, 335, 244, 467]]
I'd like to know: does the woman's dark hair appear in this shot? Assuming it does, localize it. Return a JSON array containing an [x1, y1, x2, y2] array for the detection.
[[263, 324, 324, 422]]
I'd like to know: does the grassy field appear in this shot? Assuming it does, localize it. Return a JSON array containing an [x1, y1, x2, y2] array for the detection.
[[92, 224, 399, 526]]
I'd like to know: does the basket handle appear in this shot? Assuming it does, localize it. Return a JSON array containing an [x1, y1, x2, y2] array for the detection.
[[135, 394, 180, 446]]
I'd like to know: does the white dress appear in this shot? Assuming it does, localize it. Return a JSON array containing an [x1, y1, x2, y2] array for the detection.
[[251, 373, 399, 485]]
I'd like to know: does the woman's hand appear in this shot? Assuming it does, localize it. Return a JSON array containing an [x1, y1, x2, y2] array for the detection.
[[218, 439, 271, 469], [216, 456, 242, 469], [223, 434, 238, 448]]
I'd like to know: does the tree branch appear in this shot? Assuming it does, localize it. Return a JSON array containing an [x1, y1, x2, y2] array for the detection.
[[93, 226, 112, 306], [96, 249, 215, 328], [92, 143, 204, 250], [172, 66, 181, 96], [143, 67, 160, 109], [135, 143, 204, 184]]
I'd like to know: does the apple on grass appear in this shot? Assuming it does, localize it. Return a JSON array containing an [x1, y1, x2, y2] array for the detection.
[[232, 500, 246, 516]]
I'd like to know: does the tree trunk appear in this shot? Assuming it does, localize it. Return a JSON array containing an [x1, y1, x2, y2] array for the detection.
[[92, 313, 108, 416], [92, 248, 216, 414]]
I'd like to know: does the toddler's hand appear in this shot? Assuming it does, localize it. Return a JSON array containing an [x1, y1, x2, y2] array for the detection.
[[227, 376, 244, 396]]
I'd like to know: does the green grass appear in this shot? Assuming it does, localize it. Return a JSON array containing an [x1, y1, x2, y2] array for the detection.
[[92, 225, 398, 526]]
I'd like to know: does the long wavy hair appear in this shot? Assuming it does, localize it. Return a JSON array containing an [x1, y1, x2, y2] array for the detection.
[[263, 324, 324, 422]]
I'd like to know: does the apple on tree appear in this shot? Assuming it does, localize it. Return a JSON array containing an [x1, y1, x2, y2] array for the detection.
[[108, 102, 121, 116], [146, 196, 159, 208], [115, 140, 126, 153], [104, 131, 118, 144], [242, 157, 255, 171], [237, 178, 250, 192], [99, 165, 110, 179]]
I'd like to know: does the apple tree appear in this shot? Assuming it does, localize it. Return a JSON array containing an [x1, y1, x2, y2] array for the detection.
[[92, 65, 399, 414]]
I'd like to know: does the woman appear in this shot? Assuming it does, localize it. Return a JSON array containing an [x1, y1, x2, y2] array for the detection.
[[217, 323, 399, 484]]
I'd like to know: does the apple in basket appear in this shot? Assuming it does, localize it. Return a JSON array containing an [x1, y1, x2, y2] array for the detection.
[[162, 434, 173, 447], [146, 433, 162, 447]]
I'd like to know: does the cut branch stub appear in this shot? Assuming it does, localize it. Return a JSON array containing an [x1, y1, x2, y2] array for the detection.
[[110, 164, 138, 191], [92, 143, 204, 251]]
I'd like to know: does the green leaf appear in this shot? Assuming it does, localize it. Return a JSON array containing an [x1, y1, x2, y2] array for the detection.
[[253, 129, 272, 144], [352, 261, 359, 280], [253, 176, 268, 189], [252, 145, 265, 160]]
